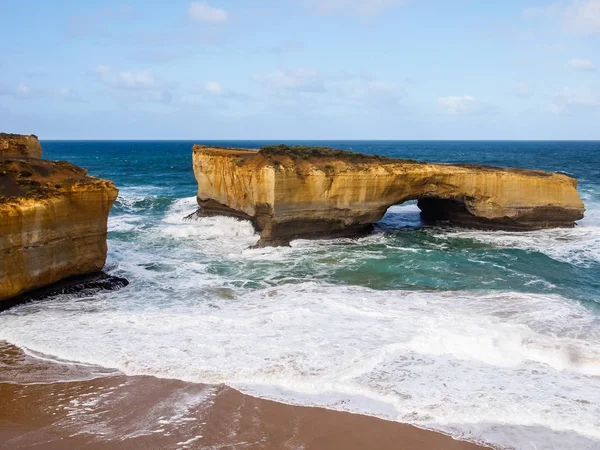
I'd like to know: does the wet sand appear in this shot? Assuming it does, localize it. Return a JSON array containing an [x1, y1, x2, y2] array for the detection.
[[0, 343, 489, 450]]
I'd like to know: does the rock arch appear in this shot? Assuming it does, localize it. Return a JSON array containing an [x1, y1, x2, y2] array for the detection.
[[192, 145, 585, 247]]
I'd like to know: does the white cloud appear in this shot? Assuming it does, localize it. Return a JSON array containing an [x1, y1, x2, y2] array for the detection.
[[437, 95, 479, 114], [16, 82, 31, 98], [0, 83, 79, 100], [252, 68, 404, 112], [551, 86, 600, 113], [522, 3, 561, 18], [524, 1, 600, 35], [92, 66, 158, 90], [272, 40, 304, 55], [53, 87, 72, 97], [253, 68, 326, 93], [204, 81, 227, 96], [51, 87, 83, 102], [0, 81, 32, 98], [304, 0, 405, 16], [91, 65, 174, 103], [65, 5, 140, 37], [340, 80, 404, 106], [565, 0, 600, 34], [187, 2, 228, 24], [568, 57, 597, 71], [512, 82, 531, 98]]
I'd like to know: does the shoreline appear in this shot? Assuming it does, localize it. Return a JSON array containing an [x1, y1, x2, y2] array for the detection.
[[0, 342, 490, 450]]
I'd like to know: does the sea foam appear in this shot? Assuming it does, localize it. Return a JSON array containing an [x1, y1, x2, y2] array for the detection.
[[2, 192, 600, 450], [1, 283, 599, 450]]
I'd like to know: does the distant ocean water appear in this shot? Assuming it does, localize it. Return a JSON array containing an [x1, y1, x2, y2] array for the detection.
[[1, 140, 600, 449]]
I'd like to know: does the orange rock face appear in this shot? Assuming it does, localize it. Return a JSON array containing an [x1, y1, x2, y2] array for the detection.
[[192, 145, 585, 247], [0, 133, 43, 158], [0, 151, 118, 302]]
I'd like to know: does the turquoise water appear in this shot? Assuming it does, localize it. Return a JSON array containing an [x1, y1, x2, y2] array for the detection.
[[1, 141, 599, 449], [44, 140, 600, 303]]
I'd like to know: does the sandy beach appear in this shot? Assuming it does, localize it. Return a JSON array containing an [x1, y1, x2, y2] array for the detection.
[[0, 342, 488, 450], [3, 1, 600, 446]]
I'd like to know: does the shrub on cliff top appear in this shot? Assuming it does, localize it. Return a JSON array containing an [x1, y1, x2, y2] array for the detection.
[[259, 144, 384, 160]]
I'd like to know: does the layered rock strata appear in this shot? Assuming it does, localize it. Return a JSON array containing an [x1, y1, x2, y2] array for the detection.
[[193, 145, 585, 247], [0, 149, 118, 302], [0, 133, 43, 158]]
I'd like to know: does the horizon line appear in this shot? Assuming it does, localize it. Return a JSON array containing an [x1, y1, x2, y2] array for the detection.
[[38, 138, 600, 142]]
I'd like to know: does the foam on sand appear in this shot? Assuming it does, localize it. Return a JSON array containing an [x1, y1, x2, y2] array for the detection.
[[1, 284, 599, 450]]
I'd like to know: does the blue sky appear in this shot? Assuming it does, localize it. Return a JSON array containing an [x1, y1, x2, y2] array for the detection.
[[0, 0, 599, 139]]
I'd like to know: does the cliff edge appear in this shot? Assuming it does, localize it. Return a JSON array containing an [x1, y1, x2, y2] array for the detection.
[[0, 138, 118, 302], [0, 133, 43, 158], [192, 145, 585, 247]]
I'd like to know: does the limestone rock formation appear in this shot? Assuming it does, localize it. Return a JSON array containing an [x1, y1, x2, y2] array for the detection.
[[0, 133, 43, 158], [192, 145, 585, 247], [0, 145, 118, 302]]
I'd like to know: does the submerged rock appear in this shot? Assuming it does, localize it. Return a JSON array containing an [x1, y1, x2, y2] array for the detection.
[[0, 272, 129, 312], [192, 144, 585, 247], [0, 135, 119, 302]]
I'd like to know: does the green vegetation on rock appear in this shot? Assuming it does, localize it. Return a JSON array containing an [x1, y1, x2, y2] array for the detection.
[[259, 144, 384, 160], [258, 144, 423, 164]]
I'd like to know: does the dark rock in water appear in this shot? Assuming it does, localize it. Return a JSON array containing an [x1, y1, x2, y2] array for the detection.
[[183, 205, 251, 222], [0, 272, 129, 312], [183, 209, 202, 221], [40, 272, 129, 297]]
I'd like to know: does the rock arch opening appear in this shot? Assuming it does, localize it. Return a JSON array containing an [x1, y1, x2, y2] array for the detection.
[[376, 196, 480, 231], [377, 200, 423, 230]]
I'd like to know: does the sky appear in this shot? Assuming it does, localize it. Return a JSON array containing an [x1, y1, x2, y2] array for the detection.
[[0, 0, 599, 140]]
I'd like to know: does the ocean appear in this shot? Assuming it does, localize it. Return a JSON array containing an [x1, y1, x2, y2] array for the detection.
[[1, 141, 599, 449]]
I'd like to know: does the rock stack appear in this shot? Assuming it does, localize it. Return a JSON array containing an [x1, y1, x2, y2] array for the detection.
[[0, 134, 123, 305]]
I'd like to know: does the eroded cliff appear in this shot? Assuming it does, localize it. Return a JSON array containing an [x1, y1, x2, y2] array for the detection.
[[0, 133, 43, 158], [193, 145, 585, 247], [0, 154, 118, 302]]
